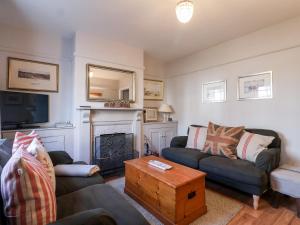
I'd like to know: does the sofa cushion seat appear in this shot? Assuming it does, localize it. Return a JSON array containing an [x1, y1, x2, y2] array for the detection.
[[162, 147, 210, 169], [199, 156, 268, 186], [56, 173, 104, 196], [56, 184, 149, 225]]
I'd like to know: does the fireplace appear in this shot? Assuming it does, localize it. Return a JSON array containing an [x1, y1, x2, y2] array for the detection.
[[93, 133, 135, 175]]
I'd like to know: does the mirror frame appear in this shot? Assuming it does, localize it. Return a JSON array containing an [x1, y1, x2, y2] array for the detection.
[[86, 64, 136, 102]]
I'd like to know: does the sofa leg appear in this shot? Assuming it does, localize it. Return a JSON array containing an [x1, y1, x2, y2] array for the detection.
[[271, 191, 281, 208], [296, 198, 300, 218], [253, 195, 260, 210]]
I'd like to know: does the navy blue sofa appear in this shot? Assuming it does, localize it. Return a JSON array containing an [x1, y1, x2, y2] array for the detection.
[[162, 125, 281, 209]]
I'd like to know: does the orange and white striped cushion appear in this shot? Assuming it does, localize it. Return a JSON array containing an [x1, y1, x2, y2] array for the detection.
[[27, 138, 56, 191], [12, 131, 43, 154], [1, 146, 57, 225], [186, 126, 208, 150], [237, 131, 275, 162]]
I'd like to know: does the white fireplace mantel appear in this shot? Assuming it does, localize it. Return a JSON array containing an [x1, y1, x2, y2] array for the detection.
[[76, 107, 143, 111], [73, 107, 143, 163]]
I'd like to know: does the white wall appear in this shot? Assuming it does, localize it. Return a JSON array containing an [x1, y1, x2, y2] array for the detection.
[[165, 17, 300, 165], [0, 24, 73, 126], [144, 53, 166, 109]]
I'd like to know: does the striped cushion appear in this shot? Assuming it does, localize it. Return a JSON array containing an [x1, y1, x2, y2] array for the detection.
[[237, 131, 274, 162], [203, 122, 245, 159], [186, 126, 207, 150], [1, 146, 56, 225], [12, 131, 43, 154], [27, 138, 56, 191]]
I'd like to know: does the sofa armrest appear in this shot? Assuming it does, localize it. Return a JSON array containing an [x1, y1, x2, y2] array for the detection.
[[48, 151, 74, 166], [255, 148, 281, 173], [48, 208, 116, 225], [170, 136, 188, 148]]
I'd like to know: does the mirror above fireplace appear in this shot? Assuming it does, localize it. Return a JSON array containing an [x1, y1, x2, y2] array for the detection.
[[86, 64, 136, 102]]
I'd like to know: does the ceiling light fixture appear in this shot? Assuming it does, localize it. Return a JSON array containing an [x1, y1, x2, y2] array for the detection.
[[176, 0, 194, 24]]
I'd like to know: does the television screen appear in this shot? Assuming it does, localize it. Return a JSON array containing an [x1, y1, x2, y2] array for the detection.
[[0, 91, 49, 129]]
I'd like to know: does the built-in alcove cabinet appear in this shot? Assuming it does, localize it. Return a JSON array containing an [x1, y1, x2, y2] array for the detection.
[[1, 127, 75, 157], [143, 121, 178, 156]]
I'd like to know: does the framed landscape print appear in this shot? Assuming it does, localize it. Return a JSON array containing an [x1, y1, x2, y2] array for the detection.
[[7, 57, 59, 92], [144, 108, 158, 122], [144, 79, 164, 101], [202, 80, 226, 103], [238, 71, 272, 100]]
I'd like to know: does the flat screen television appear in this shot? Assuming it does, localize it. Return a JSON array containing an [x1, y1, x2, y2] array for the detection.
[[0, 91, 49, 130]]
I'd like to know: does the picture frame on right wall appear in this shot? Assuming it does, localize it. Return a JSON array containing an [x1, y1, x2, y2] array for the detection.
[[202, 80, 227, 103], [237, 71, 273, 100]]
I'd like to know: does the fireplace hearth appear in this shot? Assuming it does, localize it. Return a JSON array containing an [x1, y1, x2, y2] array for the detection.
[[93, 133, 136, 175]]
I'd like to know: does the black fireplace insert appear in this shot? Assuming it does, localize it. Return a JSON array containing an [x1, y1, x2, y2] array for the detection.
[[93, 133, 136, 175]]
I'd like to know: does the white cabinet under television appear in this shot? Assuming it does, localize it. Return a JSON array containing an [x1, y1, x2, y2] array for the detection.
[[1, 127, 75, 158], [143, 121, 178, 156]]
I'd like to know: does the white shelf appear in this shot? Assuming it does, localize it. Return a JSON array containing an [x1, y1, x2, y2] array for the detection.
[[1, 126, 75, 133]]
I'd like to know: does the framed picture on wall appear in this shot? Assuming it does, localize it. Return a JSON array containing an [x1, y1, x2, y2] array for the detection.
[[7, 57, 59, 92], [237, 71, 272, 100], [202, 80, 227, 103], [144, 79, 164, 101], [144, 108, 158, 122]]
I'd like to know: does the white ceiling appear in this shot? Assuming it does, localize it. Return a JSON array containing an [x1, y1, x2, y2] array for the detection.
[[1, 0, 300, 62]]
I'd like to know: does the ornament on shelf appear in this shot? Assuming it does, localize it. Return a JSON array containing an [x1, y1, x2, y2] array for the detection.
[[104, 99, 130, 108]]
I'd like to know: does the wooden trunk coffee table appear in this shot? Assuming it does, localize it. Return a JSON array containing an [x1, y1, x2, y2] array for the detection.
[[124, 156, 207, 225]]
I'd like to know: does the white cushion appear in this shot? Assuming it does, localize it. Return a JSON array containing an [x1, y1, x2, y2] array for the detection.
[[27, 138, 56, 191], [186, 126, 207, 150], [54, 164, 100, 177], [237, 131, 274, 162]]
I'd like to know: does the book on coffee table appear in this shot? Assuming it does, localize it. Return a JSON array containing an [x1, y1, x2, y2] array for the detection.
[[148, 160, 172, 170]]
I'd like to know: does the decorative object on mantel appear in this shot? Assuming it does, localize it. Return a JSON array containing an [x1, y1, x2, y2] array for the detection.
[[238, 71, 273, 100], [104, 99, 130, 108], [159, 103, 173, 122], [7, 57, 59, 92], [86, 64, 136, 102], [144, 108, 158, 122], [144, 79, 164, 101]]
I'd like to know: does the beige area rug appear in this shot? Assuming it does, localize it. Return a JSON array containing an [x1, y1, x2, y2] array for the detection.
[[107, 177, 243, 225]]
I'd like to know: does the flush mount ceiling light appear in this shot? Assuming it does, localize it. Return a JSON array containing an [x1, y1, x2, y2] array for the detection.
[[176, 0, 194, 23]]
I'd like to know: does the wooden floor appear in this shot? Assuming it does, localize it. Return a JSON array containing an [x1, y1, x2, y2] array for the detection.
[[104, 174, 300, 225], [228, 201, 300, 225], [208, 180, 300, 225]]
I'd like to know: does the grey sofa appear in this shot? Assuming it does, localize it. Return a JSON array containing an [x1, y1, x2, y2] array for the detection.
[[0, 140, 149, 225], [161, 125, 281, 209]]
